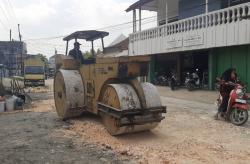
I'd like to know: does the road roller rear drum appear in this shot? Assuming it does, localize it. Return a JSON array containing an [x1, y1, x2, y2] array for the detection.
[[54, 70, 85, 120]]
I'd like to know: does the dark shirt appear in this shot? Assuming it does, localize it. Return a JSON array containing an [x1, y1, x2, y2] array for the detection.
[[69, 49, 84, 64], [220, 69, 237, 95]]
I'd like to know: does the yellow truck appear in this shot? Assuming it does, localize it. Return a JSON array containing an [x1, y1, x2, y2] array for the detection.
[[24, 55, 45, 86]]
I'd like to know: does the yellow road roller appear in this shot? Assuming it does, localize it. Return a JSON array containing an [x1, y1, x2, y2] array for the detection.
[[54, 30, 166, 135]]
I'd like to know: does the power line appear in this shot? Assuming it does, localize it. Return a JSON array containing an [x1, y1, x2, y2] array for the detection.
[[23, 0, 228, 42], [25, 19, 158, 55], [25, 17, 157, 44], [27, 41, 103, 48], [27, 41, 103, 54], [1, 0, 20, 40], [0, 3, 11, 28], [23, 15, 157, 41], [6, 0, 19, 24], [0, 17, 9, 31], [2, 0, 16, 27], [97, 15, 156, 30], [24, 17, 158, 56], [24, 35, 66, 41], [27, 44, 59, 54]]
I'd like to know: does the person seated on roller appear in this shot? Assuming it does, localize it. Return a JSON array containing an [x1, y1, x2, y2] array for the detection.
[[69, 42, 84, 64]]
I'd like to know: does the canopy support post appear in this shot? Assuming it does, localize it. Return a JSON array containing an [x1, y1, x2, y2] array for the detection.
[[101, 37, 105, 50], [91, 41, 94, 57], [66, 41, 69, 56]]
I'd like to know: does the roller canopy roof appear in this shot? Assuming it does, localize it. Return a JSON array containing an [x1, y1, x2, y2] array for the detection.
[[63, 30, 109, 41]]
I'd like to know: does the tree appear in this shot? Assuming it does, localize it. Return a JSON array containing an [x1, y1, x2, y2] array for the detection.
[[37, 53, 49, 71], [37, 53, 48, 63], [83, 48, 102, 59], [83, 51, 92, 59]]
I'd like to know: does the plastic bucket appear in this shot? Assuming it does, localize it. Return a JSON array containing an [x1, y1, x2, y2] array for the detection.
[[6, 96, 17, 111], [0, 102, 5, 112]]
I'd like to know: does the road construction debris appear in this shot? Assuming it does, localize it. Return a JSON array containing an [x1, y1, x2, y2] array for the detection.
[[0, 95, 24, 113], [1, 80, 250, 164], [25, 86, 51, 93]]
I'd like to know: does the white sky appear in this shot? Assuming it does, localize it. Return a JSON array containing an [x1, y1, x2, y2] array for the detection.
[[0, 0, 157, 58]]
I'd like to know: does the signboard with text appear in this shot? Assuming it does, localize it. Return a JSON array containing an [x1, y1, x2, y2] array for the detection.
[[183, 33, 204, 47], [166, 36, 183, 49]]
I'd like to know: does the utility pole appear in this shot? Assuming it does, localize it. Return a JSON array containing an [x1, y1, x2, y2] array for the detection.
[[9, 29, 12, 41], [205, 0, 208, 14], [18, 24, 23, 76], [9, 29, 13, 76]]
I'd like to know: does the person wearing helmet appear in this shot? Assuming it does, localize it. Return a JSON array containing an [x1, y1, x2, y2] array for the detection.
[[69, 42, 84, 64]]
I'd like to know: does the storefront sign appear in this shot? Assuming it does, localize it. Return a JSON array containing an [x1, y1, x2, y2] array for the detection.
[[183, 33, 204, 47], [166, 37, 183, 49]]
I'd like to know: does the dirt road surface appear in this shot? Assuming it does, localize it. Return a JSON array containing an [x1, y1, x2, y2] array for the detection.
[[0, 82, 131, 164], [1, 80, 250, 164]]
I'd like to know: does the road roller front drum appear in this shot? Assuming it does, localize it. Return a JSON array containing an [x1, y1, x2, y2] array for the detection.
[[98, 83, 166, 135]]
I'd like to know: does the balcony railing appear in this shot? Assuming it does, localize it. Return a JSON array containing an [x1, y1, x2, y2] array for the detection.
[[129, 2, 250, 55]]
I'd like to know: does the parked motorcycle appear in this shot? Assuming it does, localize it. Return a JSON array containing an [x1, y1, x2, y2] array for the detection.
[[168, 71, 178, 90], [153, 75, 168, 86], [185, 69, 201, 91], [216, 79, 249, 126]]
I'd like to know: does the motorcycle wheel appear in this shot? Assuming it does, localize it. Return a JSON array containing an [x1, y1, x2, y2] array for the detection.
[[230, 109, 249, 126], [187, 83, 194, 91], [169, 81, 174, 90]]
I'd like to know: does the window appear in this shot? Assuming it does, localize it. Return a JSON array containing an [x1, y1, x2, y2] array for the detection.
[[25, 66, 44, 74]]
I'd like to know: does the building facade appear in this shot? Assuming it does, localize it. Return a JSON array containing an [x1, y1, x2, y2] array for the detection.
[[0, 41, 27, 76], [103, 35, 129, 57], [49, 55, 56, 70], [126, 0, 250, 91]]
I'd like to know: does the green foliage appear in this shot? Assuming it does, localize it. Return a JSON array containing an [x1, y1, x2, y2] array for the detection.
[[37, 53, 49, 69], [83, 51, 92, 59], [37, 53, 48, 62], [82, 49, 102, 59]]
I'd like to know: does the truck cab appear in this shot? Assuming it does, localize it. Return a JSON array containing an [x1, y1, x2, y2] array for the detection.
[[24, 55, 45, 86]]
